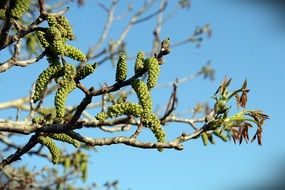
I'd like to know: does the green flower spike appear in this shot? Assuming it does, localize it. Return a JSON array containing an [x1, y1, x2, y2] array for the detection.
[[75, 63, 97, 80], [36, 31, 50, 48], [10, 0, 30, 19], [56, 15, 75, 40], [96, 112, 108, 123], [134, 51, 145, 73], [47, 15, 58, 27], [54, 64, 76, 118], [131, 80, 152, 112], [142, 112, 166, 150], [38, 136, 61, 164], [49, 133, 80, 148], [144, 57, 160, 89], [33, 65, 63, 103], [54, 80, 76, 118], [0, 9, 6, 20], [115, 53, 127, 83], [63, 44, 87, 62]]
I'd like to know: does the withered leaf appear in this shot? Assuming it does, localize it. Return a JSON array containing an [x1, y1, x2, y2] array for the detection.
[[239, 89, 249, 108], [242, 79, 247, 90]]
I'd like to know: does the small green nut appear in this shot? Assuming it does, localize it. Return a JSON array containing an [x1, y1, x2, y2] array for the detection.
[[115, 53, 127, 83], [49, 133, 80, 148], [38, 136, 61, 164], [201, 132, 208, 146], [213, 130, 228, 142], [131, 80, 152, 112], [134, 51, 145, 73], [33, 65, 63, 103], [144, 57, 160, 89], [75, 63, 97, 80], [63, 44, 87, 62], [10, 0, 30, 19]]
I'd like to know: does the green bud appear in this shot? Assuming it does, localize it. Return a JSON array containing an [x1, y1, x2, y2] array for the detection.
[[115, 53, 127, 83]]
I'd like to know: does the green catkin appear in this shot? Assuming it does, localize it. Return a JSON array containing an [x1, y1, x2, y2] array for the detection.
[[75, 63, 97, 80], [134, 51, 145, 73], [33, 65, 63, 103], [96, 112, 108, 123], [46, 53, 61, 66], [54, 80, 76, 118], [56, 15, 75, 40], [201, 132, 208, 146], [49, 133, 80, 148], [38, 136, 61, 164], [115, 53, 127, 83], [47, 26, 62, 41], [144, 57, 160, 89], [95, 102, 143, 121], [54, 64, 76, 118], [107, 102, 143, 118], [47, 15, 58, 27], [131, 80, 152, 112], [63, 44, 87, 62], [0, 9, 5, 20], [51, 39, 66, 56], [142, 112, 166, 150], [10, 0, 30, 19], [36, 31, 50, 48]]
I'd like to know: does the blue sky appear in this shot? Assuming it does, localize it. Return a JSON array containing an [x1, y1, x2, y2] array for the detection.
[[1, 0, 285, 189]]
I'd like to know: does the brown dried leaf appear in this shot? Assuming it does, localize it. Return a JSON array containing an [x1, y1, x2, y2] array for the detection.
[[242, 79, 247, 90], [239, 89, 249, 108]]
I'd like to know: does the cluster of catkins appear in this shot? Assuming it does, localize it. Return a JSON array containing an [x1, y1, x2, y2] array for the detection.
[[96, 51, 165, 150], [0, 0, 30, 20], [33, 14, 96, 119], [32, 14, 98, 163], [60, 151, 88, 181]]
